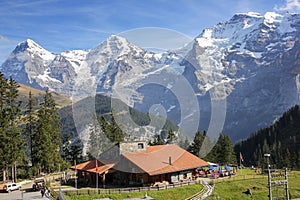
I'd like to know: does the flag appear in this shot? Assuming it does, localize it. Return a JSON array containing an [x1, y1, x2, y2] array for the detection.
[[96, 160, 99, 173], [240, 152, 244, 162]]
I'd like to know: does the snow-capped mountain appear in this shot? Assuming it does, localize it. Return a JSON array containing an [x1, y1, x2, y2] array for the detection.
[[1, 39, 88, 96], [181, 12, 300, 140], [1, 12, 299, 142], [184, 12, 299, 94]]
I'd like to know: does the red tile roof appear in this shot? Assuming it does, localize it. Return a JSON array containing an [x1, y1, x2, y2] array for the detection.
[[122, 144, 208, 175], [70, 160, 115, 174], [70, 144, 208, 176]]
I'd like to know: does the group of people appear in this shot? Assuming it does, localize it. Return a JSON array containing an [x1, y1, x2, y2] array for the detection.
[[40, 186, 51, 198]]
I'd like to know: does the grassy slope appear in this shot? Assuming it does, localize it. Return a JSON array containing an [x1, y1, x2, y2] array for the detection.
[[207, 169, 300, 200], [60, 169, 300, 200], [18, 83, 72, 108]]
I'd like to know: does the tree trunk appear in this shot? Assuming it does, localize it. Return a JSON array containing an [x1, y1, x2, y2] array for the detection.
[[11, 164, 14, 182], [2, 168, 6, 182], [13, 162, 17, 183]]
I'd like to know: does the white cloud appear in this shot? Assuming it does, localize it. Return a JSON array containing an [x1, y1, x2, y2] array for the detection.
[[0, 35, 10, 43], [274, 0, 300, 13]]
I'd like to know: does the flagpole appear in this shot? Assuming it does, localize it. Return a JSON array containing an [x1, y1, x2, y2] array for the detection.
[[74, 160, 77, 190], [96, 172, 98, 190], [96, 160, 98, 191]]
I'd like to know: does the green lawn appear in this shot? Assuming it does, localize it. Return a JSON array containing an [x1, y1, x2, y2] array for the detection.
[[207, 169, 300, 200], [63, 183, 203, 200], [57, 169, 300, 200]]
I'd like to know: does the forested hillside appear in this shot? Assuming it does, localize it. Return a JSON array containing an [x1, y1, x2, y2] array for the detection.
[[59, 94, 180, 144], [234, 105, 300, 169]]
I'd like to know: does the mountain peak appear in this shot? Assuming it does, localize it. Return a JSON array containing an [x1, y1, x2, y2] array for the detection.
[[105, 35, 132, 48], [13, 39, 55, 61], [264, 11, 284, 23], [16, 38, 41, 51], [234, 12, 263, 18], [91, 34, 144, 57], [25, 38, 38, 46], [107, 34, 127, 41]]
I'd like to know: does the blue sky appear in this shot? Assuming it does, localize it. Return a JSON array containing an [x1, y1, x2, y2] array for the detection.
[[0, 0, 300, 64]]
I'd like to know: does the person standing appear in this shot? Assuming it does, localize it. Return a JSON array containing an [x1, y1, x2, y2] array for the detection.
[[41, 187, 45, 198]]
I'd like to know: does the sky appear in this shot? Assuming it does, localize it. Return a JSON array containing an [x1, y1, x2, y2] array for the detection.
[[0, 0, 300, 64]]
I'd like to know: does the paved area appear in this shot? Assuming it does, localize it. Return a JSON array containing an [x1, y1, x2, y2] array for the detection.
[[0, 182, 52, 200]]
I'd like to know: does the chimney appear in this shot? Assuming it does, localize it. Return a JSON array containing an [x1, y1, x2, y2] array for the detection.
[[169, 156, 172, 165]]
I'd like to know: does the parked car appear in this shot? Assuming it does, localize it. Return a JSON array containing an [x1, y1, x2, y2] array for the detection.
[[32, 178, 45, 191], [3, 183, 21, 192]]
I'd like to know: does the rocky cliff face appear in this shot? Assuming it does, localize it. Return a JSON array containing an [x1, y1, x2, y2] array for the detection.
[[180, 12, 300, 141], [1, 12, 299, 142]]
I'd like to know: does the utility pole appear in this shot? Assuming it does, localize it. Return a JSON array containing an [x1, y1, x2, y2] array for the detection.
[[285, 168, 289, 200], [264, 154, 272, 200]]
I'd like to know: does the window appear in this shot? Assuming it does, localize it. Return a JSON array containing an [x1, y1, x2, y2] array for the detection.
[[138, 143, 144, 149]]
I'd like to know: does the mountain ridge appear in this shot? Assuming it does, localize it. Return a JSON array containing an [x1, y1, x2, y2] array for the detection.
[[1, 11, 299, 142]]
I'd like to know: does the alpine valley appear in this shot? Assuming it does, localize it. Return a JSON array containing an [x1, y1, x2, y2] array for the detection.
[[1, 11, 300, 143]]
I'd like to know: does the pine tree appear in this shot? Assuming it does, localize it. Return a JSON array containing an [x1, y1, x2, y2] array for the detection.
[[100, 115, 112, 141], [33, 89, 62, 173], [188, 131, 204, 157], [0, 72, 9, 181], [24, 91, 37, 166], [283, 148, 291, 168], [200, 130, 213, 158], [297, 150, 300, 167], [100, 114, 125, 144], [221, 134, 236, 164], [6, 77, 24, 182], [150, 134, 164, 145], [0, 75, 24, 181], [178, 136, 190, 150], [205, 133, 236, 165], [62, 133, 72, 163], [109, 114, 125, 143], [166, 129, 177, 144], [70, 145, 83, 164], [87, 115, 102, 159], [156, 135, 163, 145]]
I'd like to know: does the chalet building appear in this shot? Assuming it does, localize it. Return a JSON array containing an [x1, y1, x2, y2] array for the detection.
[[70, 141, 208, 187]]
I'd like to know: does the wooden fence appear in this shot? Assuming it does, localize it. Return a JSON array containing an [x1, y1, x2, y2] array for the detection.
[[53, 179, 203, 197], [207, 171, 296, 185]]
